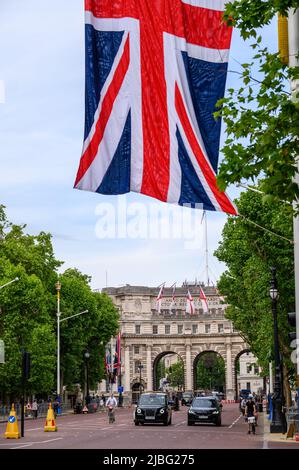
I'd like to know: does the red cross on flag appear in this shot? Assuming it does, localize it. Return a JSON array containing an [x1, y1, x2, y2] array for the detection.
[[74, 0, 237, 215], [200, 285, 209, 313], [186, 290, 195, 315], [156, 283, 165, 314]]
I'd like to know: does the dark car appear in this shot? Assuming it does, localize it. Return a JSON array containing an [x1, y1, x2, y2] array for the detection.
[[187, 396, 222, 426], [239, 389, 251, 399], [181, 391, 193, 406], [134, 393, 172, 426]]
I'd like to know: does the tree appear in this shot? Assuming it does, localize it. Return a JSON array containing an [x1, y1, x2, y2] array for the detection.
[[0, 206, 59, 400], [165, 359, 184, 389], [56, 269, 119, 393], [0, 206, 119, 400], [195, 353, 225, 392], [215, 1, 299, 209], [214, 189, 295, 403]]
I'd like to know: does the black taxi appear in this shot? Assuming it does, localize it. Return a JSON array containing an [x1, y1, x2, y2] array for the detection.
[[134, 392, 172, 426]]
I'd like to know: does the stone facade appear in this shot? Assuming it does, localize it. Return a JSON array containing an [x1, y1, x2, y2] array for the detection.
[[101, 284, 251, 400], [237, 352, 264, 394]]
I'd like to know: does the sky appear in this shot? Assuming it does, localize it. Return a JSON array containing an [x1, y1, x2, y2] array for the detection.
[[0, 1, 277, 291]]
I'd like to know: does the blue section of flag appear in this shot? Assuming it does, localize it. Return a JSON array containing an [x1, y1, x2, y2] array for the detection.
[[96, 111, 131, 194], [177, 128, 216, 211], [84, 26, 124, 140], [181, 52, 228, 173]]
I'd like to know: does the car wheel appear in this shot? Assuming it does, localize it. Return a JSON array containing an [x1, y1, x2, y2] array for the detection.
[[163, 420, 168, 426], [216, 419, 221, 427], [188, 421, 194, 426], [135, 421, 140, 426], [169, 417, 172, 425]]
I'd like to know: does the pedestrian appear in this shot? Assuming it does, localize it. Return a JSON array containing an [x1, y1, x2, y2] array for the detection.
[[101, 393, 106, 405], [240, 397, 247, 416], [32, 399, 38, 419], [106, 393, 117, 423], [53, 399, 59, 418], [245, 395, 257, 434], [26, 401, 32, 418]]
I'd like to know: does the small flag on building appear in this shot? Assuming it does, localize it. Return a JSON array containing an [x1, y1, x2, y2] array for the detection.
[[156, 283, 165, 314], [186, 290, 195, 315], [216, 288, 225, 303], [200, 286, 209, 314], [104, 348, 111, 375], [113, 333, 121, 377], [169, 283, 176, 315]]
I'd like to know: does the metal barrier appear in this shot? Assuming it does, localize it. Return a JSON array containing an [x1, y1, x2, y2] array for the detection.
[[0, 402, 74, 421]]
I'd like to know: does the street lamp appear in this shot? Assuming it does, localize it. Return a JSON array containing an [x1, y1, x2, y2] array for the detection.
[[0, 277, 19, 290], [269, 267, 287, 433], [55, 277, 89, 398], [85, 351, 90, 405], [138, 362, 144, 398], [56, 280, 61, 398]]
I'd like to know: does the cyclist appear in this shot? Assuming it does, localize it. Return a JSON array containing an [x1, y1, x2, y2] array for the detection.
[[245, 394, 257, 434], [106, 393, 117, 424]]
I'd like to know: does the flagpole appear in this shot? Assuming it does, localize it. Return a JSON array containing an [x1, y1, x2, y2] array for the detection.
[[110, 337, 114, 393], [204, 211, 209, 286]]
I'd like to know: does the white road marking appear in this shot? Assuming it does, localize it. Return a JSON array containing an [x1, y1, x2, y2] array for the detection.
[[27, 427, 43, 431], [11, 443, 33, 449], [174, 421, 186, 427], [10, 437, 63, 450], [228, 414, 243, 429]]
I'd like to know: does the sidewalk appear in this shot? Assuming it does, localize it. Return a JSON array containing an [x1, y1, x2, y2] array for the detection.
[[262, 411, 299, 446], [0, 404, 127, 424]]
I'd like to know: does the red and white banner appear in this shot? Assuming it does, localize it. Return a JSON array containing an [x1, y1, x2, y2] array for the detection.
[[200, 286, 209, 313], [156, 283, 165, 314], [186, 290, 195, 315]]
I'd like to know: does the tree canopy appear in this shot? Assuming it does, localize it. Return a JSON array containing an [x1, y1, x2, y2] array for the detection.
[[214, 190, 295, 401], [215, 1, 299, 210], [0, 206, 119, 401]]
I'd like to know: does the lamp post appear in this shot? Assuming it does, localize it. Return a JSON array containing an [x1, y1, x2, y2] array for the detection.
[[0, 277, 19, 290], [85, 351, 90, 405], [138, 362, 144, 398], [56, 280, 61, 398], [55, 278, 89, 399], [269, 267, 287, 433]]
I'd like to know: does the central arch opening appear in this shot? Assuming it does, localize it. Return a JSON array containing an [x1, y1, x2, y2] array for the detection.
[[235, 349, 264, 400], [153, 352, 184, 392], [193, 351, 225, 394]]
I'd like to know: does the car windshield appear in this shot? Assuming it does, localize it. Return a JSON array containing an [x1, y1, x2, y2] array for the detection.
[[192, 398, 217, 408], [183, 393, 192, 397], [139, 395, 166, 406]]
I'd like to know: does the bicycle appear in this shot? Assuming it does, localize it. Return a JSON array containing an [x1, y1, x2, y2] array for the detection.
[[108, 406, 115, 424], [247, 415, 256, 435]]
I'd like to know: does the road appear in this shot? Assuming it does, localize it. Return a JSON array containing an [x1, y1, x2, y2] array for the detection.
[[0, 404, 297, 449]]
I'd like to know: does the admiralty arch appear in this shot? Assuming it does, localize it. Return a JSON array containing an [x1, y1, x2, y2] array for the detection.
[[102, 284, 249, 401]]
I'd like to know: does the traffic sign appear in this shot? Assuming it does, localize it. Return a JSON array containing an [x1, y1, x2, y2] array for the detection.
[[0, 340, 4, 364], [8, 416, 16, 424], [118, 386, 124, 393]]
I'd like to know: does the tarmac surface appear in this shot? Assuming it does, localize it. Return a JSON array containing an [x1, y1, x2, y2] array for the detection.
[[1, 403, 297, 450]]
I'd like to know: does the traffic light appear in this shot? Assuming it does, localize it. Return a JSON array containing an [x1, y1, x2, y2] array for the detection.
[[288, 312, 296, 342]]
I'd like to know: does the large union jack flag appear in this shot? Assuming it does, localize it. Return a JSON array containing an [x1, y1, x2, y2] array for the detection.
[[74, 0, 237, 215]]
